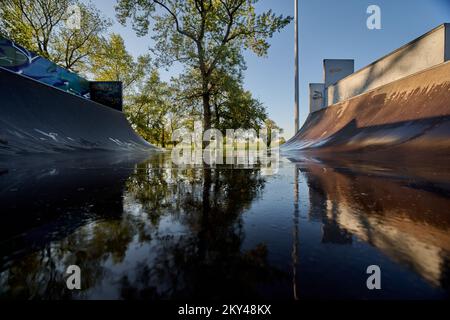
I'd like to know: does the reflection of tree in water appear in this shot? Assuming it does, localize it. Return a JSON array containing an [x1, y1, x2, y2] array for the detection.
[[0, 156, 286, 299], [0, 217, 138, 299], [120, 162, 286, 299]]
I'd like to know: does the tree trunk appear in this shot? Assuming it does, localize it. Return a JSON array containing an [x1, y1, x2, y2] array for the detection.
[[214, 103, 220, 129], [202, 85, 211, 131], [198, 39, 211, 133], [161, 128, 165, 148], [202, 90, 212, 150]]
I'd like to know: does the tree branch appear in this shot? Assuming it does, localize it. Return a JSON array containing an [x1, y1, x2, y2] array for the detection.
[[208, 0, 245, 75], [153, 0, 198, 42]]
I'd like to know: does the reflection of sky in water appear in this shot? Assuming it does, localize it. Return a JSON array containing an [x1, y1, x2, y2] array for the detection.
[[0, 153, 448, 300]]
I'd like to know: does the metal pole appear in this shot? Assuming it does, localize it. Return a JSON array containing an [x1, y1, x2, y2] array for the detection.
[[294, 0, 299, 133]]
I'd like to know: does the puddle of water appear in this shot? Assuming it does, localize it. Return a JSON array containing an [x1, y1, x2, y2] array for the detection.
[[0, 152, 448, 300]]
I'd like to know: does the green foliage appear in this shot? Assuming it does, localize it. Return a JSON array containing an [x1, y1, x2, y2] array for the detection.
[[0, 0, 69, 58], [89, 33, 151, 91], [264, 118, 284, 146], [0, 0, 35, 50], [125, 70, 174, 147], [52, 2, 112, 73], [0, 0, 287, 146], [116, 0, 292, 130], [210, 71, 267, 132], [0, 0, 111, 73]]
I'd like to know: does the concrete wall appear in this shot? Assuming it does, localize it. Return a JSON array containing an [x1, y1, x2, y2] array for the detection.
[[327, 24, 449, 106], [309, 83, 325, 113]]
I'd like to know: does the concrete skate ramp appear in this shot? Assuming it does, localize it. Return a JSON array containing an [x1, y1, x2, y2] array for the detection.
[[283, 61, 450, 157], [0, 68, 157, 155]]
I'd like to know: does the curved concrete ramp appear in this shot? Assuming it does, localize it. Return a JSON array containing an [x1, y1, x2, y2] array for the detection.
[[283, 61, 450, 157], [0, 68, 158, 155]]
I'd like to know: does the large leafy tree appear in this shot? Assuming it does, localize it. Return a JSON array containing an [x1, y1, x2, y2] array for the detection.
[[89, 33, 151, 92], [210, 71, 266, 132], [115, 0, 291, 131], [0, 0, 69, 58], [126, 70, 174, 147], [52, 2, 111, 72], [171, 66, 267, 132], [0, 0, 110, 73], [0, 0, 35, 50], [263, 118, 284, 146]]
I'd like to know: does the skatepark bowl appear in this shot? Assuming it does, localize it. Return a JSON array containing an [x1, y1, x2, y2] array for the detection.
[[0, 151, 449, 300]]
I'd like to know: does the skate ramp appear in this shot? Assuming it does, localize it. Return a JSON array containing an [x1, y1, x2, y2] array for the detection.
[[283, 61, 450, 157], [0, 68, 157, 155]]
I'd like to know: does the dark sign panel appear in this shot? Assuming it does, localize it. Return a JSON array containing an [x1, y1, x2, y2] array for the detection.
[[89, 81, 123, 111]]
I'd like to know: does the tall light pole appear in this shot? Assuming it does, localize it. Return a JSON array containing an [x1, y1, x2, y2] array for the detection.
[[294, 0, 299, 133]]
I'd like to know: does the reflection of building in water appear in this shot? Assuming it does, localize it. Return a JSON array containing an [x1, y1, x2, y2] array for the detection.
[[321, 220, 353, 245], [302, 167, 352, 245], [301, 163, 450, 288]]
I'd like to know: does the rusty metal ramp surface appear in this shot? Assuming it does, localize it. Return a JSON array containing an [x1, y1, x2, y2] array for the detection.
[[0, 68, 158, 156], [283, 61, 450, 157]]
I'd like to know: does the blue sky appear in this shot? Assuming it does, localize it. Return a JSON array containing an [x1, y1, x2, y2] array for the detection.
[[89, 0, 450, 138]]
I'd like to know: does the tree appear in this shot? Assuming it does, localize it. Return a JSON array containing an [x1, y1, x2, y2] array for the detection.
[[170, 65, 267, 134], [0, 0, 35, 50], [264, 118, 283, 147], [210, 71, 267, 132], [125, 70, 173, 147], [89, 33, 151, 92], [0, 0, 69, 58], [116, 0, 291, 131], [0, 0, 111, 73], [52, 2, 112, 73]]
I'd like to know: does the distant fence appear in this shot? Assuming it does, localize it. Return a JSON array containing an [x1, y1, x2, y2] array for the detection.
[[0, 36, 122, 111]]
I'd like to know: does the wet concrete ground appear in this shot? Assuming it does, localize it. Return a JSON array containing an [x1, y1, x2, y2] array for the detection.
[[0, 152, 448, 299]]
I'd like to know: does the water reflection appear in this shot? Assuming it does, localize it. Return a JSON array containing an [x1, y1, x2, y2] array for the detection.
[[0, 153, 286, 299], [0, 152, 448, 299], [291, 156, 450, 299]]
